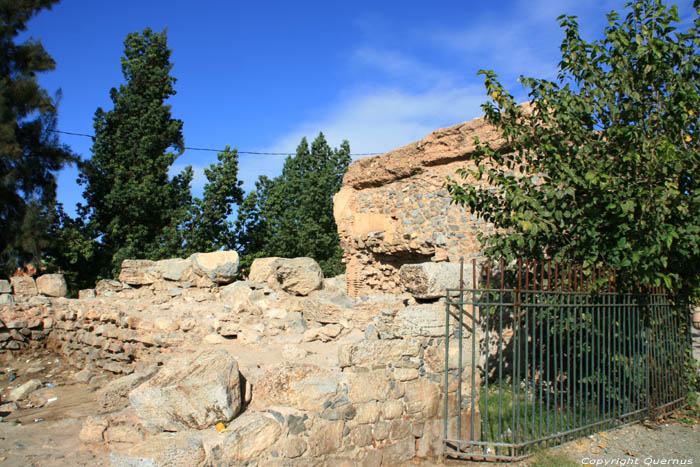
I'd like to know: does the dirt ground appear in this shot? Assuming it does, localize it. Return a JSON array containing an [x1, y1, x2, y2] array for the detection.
[[0, 346, 699, 467]]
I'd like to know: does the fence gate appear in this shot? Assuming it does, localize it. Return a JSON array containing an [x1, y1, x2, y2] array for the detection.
[[442, 259, 691, 462]]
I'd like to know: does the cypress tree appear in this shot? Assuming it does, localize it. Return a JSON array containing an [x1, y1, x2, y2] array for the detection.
[[0, 0, 75, 274], [79, 27, 189, 276]]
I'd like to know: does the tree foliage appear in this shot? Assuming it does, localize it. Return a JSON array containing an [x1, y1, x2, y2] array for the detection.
[[78, 27, 189, 277], [448, 0, 700, 295], [235, 133, 351, 277], [0, 0, 75, 274], [181, 146, 244, 254]]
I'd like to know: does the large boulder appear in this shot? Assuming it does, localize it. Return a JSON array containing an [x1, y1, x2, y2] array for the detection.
[[36, 273, 68, 297], [249, 257, 323, 296], [10, 276, 37, 296], [190, 251, 239, 284], [155, 258, 191, 281], [276, 257, 323, 295], [248, 257, 282, 286], [399, 262, 465, 299], [129, 349, 242, 433], [0, 280, 10, 293]]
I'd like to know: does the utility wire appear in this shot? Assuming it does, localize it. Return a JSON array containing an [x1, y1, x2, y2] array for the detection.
[[49, 129, 382, 157]]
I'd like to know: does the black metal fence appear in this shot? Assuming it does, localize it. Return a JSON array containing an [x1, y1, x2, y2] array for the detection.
[[443, 259, 692, 462]]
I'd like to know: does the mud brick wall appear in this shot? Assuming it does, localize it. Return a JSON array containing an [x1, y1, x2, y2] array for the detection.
[[334, 115, 506, 297]]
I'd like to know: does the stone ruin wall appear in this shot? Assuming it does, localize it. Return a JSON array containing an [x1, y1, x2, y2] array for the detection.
[[0, 253, 480, 465], [334, 115, 507, 297]]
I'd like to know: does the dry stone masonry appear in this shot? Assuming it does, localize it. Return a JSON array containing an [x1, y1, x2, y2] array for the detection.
[[0, 246, 481, 465], [334, 114, 505, 297]]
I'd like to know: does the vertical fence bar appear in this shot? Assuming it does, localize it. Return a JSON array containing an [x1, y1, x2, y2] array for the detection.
[[497, 259, 504, 457], [471, 259, 476, 449], [457, 257, 464, 448], [483, 261, 490, 451]]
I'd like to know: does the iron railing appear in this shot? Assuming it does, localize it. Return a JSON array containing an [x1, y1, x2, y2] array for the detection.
[[443, 259, 692, 462]]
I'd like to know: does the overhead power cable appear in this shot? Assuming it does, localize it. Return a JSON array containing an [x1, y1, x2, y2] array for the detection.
[[49, 129, 382, 157]]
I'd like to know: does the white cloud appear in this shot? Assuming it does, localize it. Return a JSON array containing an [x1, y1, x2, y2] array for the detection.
[[264, 86, 486, 160]]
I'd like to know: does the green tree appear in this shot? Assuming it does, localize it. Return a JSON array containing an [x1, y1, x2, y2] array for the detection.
[[448, 0, 700, 295], [181, 146, 244, 254], [78, 27, 189, 277], [235, 133, 351, 277], [0, 0, 76, 274]]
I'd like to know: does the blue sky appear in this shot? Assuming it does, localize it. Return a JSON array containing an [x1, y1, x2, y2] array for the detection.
[[22, 0, 696, 216]]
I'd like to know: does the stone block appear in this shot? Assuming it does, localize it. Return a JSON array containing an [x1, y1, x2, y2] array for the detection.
[[119, 259, 158, 285], [35, 273, 68, 297], [78, 289, 96, 299], [250, 257, 323, 296], [382, 437, 415, 465], [190, 251, 239, 284], [8, 378, 41, 401], [155, 257, 191, 281], [338, 338, 422, 368], [251, 364, 339, 412], [0, 280, 10, 293], [404, 378, 440, 418], [0, 294, 13, 305], [373, 303, 449, 339], [308, 419, 344, 457], [10, 276, 37, 295], [399, 262, 464, 299]]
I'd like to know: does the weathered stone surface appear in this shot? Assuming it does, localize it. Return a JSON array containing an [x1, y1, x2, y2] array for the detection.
[[338, 338, 422, 368], [220, 280, 261, 314], [0, 294, 13, 305], [248, 257, 282, 286], [0, 280, 10, 293], [36, 273, 68, 297], [190, 251, 239, 284], [351, 293, 407, 330], [99, 364, 159, 411], [155, 257, 190, 281], [373, 303, 448, 339], [304, 288, 355, 324], [399, 262, 463, 299], [250, 364, 339, 412], [303, 324, 342, 342], [251, 257, 324, 296], [382, 437, 415, 465], [78, 289, 96, 299], [346, 370, 394, 403], [8, 379, 42, 401], [308, 419, 344, 457], [129, 349, 241, 432], [110, 432, 205, 467], [275, 257, 323, 296], [95, 279, 123, 296], [404, 379, 440, 418], [119, 259, 158, 285], [10, 276, 37, 295], [205, 412, 282, 463], [285, 436, 308, 458]]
